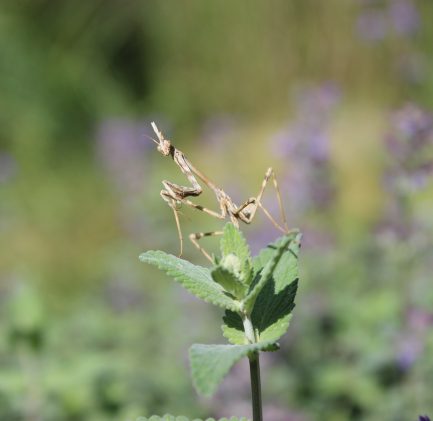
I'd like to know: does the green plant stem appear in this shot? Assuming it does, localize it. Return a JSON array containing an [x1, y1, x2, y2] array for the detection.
[[249, 352, 263, 421], [243, 315, 262, 420]]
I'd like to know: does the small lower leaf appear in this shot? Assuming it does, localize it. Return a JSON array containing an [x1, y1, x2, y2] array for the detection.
[[221, 324, 247, 345], [211, 266, 246, 299], [189, 342, 274, 396], [222, 310, 247, 345], [220, 223, 252, 284], [261, 342, 280, 352]]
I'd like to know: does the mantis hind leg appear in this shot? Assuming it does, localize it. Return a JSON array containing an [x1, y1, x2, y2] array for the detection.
[[235, 168, 289, 233], [189, 231, 224, 263]]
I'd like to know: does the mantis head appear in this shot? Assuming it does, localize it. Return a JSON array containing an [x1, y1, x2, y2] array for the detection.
[[151, 122, 172, 156]]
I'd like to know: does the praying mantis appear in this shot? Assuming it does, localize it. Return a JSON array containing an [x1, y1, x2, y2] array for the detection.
[[150, 122, 294, 262]]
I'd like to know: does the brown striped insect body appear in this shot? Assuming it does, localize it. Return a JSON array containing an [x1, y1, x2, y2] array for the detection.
[[150, 122, 292, 262]]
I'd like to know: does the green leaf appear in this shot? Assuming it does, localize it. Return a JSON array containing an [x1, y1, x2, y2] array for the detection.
[[138, 416, 250, 421], [189, 342, 274, 396], [140, 251, 240, 311], [139, 416, 190, 421], [220, 223, 252, 284], [211, 266, 246, 299], [222, 232, 301, 344], [253, 232, 301, 293], [221, 309, 247, 345], [243, 234, 294, 313], [252, 278, 298, 342], [223, 279, 298, 344]]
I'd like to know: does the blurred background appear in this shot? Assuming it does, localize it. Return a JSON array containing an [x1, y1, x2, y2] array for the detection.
[[1, 1, 433, 420]]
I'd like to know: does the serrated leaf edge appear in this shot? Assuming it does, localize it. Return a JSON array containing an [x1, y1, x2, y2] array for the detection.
[[140, 251, 241, 311], [189, 342, 275, 396], [221, 324, 248, 345]]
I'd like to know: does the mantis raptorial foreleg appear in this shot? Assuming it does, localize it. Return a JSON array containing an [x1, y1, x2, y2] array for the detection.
[[160, 175, 228, 257], [158, 148, 205, 257], [160, 190, 184, 256]]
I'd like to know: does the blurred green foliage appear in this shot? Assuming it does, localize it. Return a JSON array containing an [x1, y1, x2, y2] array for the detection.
[[1, 1, 433, 420]]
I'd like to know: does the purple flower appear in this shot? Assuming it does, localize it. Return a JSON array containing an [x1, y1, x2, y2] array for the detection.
[[396, 336, 422, 370], [396, 52, 426, 85], [419, 416, 431, 421], [200, 114, 236, 153], [0, 153, 17, 184], [264, 84, 340, 249], [356, 10, 387, 41], [392, 105, 432, 143], [271, 84, 339, 217], [408, 308, 433, 330], [390, 0, 419, 36], [271, 84, 338, 164], [95, 118, 153, 194], [270, 127, 297, 157], [384, 104, 433, 193], [356, 0, 420, 43], [378, 104, 433, 240], [95, 117, 158, 239], [395, 308, 433, 370]]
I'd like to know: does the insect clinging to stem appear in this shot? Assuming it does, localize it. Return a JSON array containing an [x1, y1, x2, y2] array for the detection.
[[149, 122, 295, 262]]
